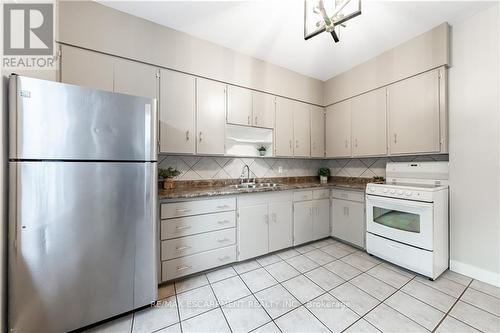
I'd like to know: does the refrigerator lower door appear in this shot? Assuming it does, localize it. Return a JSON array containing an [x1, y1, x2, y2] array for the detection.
[[8, 161, 157, 333]]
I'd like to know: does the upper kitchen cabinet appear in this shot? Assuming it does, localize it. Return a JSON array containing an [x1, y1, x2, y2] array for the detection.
[[113, 58, 159, 99], [197, 78, 226, 155], [227, 85, 252, 126], [252, 91, 275, 129], [159, 69, 196, 154], [293, 102, 311, 157], [61, 45, 114, 92], [310, 106, 325, 158], [351, 88, 387, 157], [275, 97, 294, 157], [387, 68, 443, 155], [326, 99, 351, 158]]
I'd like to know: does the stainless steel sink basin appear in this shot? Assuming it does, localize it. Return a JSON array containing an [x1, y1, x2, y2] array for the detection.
[[233, 182, 281, 190]]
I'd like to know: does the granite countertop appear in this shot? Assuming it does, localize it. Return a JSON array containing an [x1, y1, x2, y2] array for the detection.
[[159, 176, 372, 200]]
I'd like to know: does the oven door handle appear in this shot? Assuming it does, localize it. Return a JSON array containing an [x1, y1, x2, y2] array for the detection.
[[366, 194, 434, 209]]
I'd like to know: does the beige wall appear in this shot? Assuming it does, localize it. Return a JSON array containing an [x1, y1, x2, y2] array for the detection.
[[323, 23, 449, 106], [57, 1, 324, 105], [448, 3, 500, 286]]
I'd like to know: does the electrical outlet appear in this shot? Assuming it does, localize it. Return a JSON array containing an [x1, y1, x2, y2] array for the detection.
[[278, 166, 283, 174]]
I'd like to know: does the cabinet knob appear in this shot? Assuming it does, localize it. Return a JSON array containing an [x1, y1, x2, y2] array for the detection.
[[394, 133, 397, 144], [255, 116, 258, 125], [186, 130, 190, 141], [248, 115, 250, 125], [199, 131, 203, 142]]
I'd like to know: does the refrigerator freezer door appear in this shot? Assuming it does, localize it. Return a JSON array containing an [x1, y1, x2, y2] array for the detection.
[[8, 161, 157, 333], [9, 75, 157, 161]]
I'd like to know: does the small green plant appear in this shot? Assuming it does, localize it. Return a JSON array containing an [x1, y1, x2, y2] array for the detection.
[[373, 176, 385, 182], [159, 167, 181, 179], [257, 145, 267, 152], [318, 168, 331, 177]]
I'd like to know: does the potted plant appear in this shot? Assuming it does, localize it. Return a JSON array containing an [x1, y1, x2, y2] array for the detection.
[[318, 168, 330, 184], [257, 145, 267, 157], [159, 167, 181, 190]]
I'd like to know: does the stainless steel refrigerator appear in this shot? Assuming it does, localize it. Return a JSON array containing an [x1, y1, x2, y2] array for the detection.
[[8, 75, 158, 332]]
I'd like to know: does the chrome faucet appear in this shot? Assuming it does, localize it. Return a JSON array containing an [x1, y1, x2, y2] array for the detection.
[[240, 164, 251, 184]]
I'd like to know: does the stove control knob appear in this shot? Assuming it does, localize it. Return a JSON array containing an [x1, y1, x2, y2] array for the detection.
[[390, 189, 396, 194], [405, 191, 412, 196], [397, 190, 404, 195]]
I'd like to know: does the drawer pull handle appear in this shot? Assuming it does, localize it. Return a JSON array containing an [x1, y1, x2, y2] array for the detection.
[[217, 238, 230, 243], [218, 256, 230, 261], [176, 225, 192, 230], [217, 220, 230, 224], [177, 265, 192, 271], [217, 205, 230, 209], [176, 208, 191, 213], [176, 246, 191, 251]]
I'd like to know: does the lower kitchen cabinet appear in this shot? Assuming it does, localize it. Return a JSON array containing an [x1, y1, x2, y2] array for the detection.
[[293, 190, 331, 245], [313, 199, 330, 239], [331, 189, 365, 248], [238, 204, 269, 260], [269, 202, 293, 252], [293, 200, 314, 245]]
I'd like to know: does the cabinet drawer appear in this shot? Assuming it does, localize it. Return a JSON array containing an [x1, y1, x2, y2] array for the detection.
[[161, 197, 236, 218], [331, 189, 365, 202], [293, 190, 313, 201], [161, 211, 236, 240], [161, 245, 236, 281], [313, 189, 330, 200], [161, 228, 236, 260]]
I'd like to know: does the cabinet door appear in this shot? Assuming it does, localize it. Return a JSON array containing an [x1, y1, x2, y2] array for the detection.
[[227, 85, 252, 126], [197, 78, 226, 155], [326, 100, 351, 157], [275, 97, 294, 157], [252, 91, 275, 129], [310, 106, 325, 158], [293, 201, 313, 245], [332, 199, 365, 248], [238, 205, 269, 260], [269, 201, 293, 252], [313, 199, 330, 240], [60, 45, 113, 92], [388, 69, 440, 154], [293, 102, 311, 157], [159, 69, 196, 154], [114, 58, 158, 98], [351, 88, 387, 157]]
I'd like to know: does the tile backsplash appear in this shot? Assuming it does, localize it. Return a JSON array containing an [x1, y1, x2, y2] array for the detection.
[[159, 154, 449, 180]]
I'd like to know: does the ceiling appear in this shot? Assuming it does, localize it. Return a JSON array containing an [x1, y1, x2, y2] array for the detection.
[[100, 1, 493, 81]]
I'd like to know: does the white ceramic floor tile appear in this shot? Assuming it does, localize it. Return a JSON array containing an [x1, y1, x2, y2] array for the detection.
[[306, 293, 360, 333], [415, 275, 467, 298], [311, 239, 333, 248], [286, 255, 319, 273], [212, 276, 251, 305], [175, 274, 209, 294], [385, 291, 446, 331], [442, 270, 473, 286], [435, 316, 480, 333], [353, 251, 382, 264], [321, 244, 351, 258], [221, 295, 272, 333], [206, 266, 237, 283], [282, 275, 324, 304], [461, 287, 500, 316], [256, 254, 282, 267], [265, 261, 300, 283], [254, 284, 300, 319], [330, 282, 380, 316], [251, 321, 281, 333], [366, 265, 412, 288], [304, 249, 336, 265], [350, 273, 396, 301], [181, 308, 231, 333], [341, 253, 379, 271], [132, 297, 179, 333], [275, 306, 329, 333], [380, 262, 416, 279], [240, 268, 278, 293], [156, 323, 182, 333], [365, 303, 429, 333], [470, 280, 500, 299], [450, 301, 500, 332], [324, 260, 363, 280], [343, 319, 381, 333], [295, 244, 316, 254], [158, 283, 175, 300], [233, 260, 261, 275], [176, 285, 218, 320], [333, 242, 358, 254], [305, 267, 344, 291], [401, 280, 457, 312], [277, 248, 301, 260], [87, 314, 133, 333]]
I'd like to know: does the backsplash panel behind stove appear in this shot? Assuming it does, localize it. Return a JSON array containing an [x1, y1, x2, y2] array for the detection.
[[159, 154, 449, 181]]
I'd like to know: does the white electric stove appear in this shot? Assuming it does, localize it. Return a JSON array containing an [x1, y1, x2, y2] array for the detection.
[[365, 161, 449, 280]]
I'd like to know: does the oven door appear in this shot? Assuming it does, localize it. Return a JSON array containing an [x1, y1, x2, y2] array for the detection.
[[366, 195, 434, 250]]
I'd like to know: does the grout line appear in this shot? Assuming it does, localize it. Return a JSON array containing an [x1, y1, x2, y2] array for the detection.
[[173, 283, 184, 333], [432, 279, 474, 333], [206, 278, 234, 333]]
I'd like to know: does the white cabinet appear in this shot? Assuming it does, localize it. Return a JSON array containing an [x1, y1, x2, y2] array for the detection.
[[159, 69, 196, 154], [275, 97, 294, 157], [238, 204, 269, 260], [326, 99, 351, 158], [252, 91, 275, 129], [293, 103, 311, 157], [293, 200, 314, 245], [310, 106, 325, 158], [351, 88, 387, 157], [197, 78, 226, 155], [331, 189, 365, 248], [227, 85, 253, 126], [113, 58, 158, 98], [313, 199, 330, 240], [293, 190, 330, 245], [387, 69, 441, 155], [269, 202, 293, 252]]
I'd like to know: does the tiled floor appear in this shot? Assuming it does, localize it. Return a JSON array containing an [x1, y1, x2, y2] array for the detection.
[[88, 238, 500, 333]]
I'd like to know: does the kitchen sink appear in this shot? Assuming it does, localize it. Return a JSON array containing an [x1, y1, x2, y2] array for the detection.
[[233, 182, 281, 190]]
